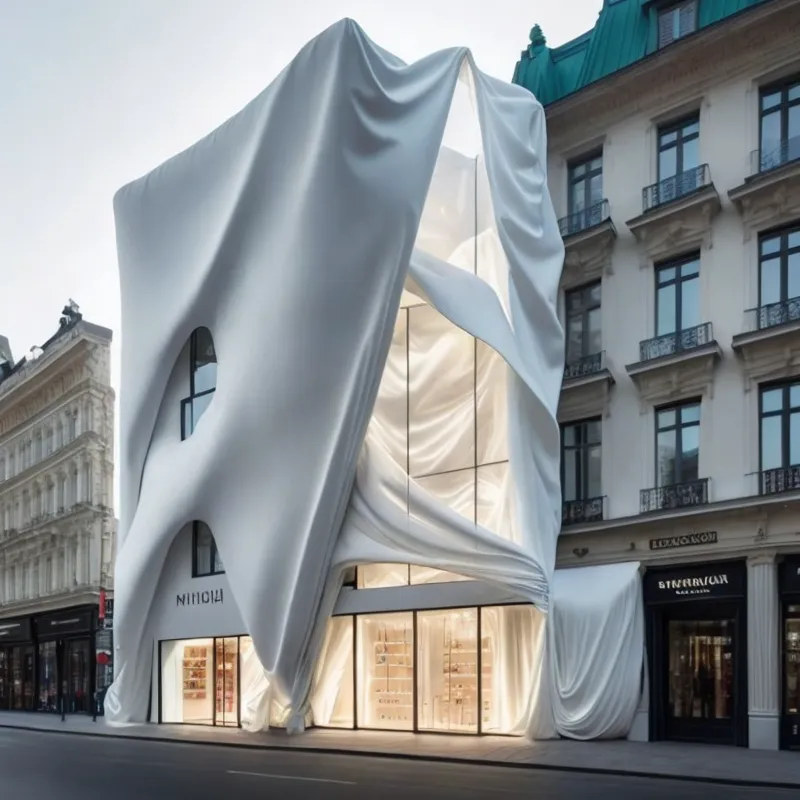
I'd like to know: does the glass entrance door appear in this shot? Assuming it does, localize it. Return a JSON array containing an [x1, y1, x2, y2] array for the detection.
[[665, 617, 736, 743], [782, 605, 800, 749], [66, 639, 91, 713], [214, 638, 239, 727]]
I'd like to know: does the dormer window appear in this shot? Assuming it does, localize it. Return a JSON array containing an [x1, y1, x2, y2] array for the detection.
[[658, 1, 697, 49]]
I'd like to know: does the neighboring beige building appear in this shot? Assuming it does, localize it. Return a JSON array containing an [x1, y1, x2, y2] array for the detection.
[[0, 302, 115, 714], [514, 0, 800, 752]]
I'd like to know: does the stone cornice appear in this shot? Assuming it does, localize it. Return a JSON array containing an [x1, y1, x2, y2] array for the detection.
[[0, 377, 113, 442]]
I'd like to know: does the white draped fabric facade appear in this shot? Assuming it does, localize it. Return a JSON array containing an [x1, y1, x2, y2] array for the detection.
[[106, 19, 644, 741]]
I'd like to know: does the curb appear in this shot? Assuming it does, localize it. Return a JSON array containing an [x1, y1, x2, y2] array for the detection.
[[2, 722, 799, 791]]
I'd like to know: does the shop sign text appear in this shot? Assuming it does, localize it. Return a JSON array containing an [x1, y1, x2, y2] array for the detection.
[[657, 573, 728, 596], [650, 531, 717, 551], [176, 589, 224, 607]]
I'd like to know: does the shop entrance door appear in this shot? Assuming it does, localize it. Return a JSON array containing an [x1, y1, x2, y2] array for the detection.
[[663, 610, 737, 744], [214, 637, 239, 727], [65, 639, 91, 714], [782, 604, 800, 749]]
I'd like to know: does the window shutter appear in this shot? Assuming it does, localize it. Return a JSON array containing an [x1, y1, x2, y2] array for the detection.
[[679, 2, 697, 37], [658, 11, 675, 48]]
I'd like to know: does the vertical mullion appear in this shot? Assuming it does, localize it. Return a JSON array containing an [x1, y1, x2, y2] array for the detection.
[[211, 637, 218, 727], [476, 607, 482, 736], [784, 386, 791, 469], [352, 616, 358, 730]]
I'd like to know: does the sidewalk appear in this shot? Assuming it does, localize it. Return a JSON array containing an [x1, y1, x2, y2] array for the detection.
[[1, 711, 799, 789]]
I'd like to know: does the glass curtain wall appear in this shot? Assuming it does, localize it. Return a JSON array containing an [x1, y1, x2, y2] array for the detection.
[[315, 605, 539, 735]]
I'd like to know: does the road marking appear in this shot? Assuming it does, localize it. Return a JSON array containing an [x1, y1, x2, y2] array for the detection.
[[227, 770, 356, 785]]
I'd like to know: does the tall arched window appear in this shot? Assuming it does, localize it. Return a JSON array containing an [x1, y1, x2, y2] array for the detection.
[[181, 327, 217, 440]]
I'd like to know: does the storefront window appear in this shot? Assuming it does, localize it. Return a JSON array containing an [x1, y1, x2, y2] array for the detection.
[[38, 641, 58, 712], [0, 650, 7, 710], [215, 638, 239, 727], [668, 620, 733, 720], [66, 639, 91, 713], [417, 608, 479, 733], [311, 617, 354, 729], [161, 638, 215, 724], [481, 605, 541, 735], [356, 612, 414, 731], [785, 607, 800, 715], [357, 564, 409, 589], [10, 646, 34, 711]]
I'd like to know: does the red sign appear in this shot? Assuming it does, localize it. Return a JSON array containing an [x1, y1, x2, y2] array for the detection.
[[99, 591, 106, 619], [97, 652, 110, 665]]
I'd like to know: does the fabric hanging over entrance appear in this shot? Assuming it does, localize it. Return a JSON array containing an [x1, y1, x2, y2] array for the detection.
[[106, 18, 644, 741]]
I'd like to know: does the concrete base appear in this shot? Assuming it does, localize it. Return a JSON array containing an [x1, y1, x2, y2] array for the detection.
[[627, 709, 649, 742], [749, 712, 779, 750]]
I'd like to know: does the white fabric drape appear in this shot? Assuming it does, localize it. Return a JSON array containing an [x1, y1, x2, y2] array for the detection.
[[310, 617, 354, 728], [108, 18, 645, 743]]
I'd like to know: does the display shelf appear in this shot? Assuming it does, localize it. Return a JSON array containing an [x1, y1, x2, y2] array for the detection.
[[182, 646, 208, 700]]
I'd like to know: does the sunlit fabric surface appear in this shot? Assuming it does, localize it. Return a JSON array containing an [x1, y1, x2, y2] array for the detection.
[[107, 18, 643, 741]]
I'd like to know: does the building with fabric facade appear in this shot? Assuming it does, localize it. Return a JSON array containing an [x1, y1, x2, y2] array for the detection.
[[107, 19, 645, 747], [0, 303, 116, 716], [512, 0, 800, 750]]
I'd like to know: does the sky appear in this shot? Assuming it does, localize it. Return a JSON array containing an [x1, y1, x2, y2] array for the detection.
[[0, 0, 602, 503]]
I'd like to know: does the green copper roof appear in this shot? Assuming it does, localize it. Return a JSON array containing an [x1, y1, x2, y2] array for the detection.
[[512, 0, 773, 106]]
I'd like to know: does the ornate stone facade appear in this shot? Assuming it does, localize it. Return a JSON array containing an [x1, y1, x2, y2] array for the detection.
[[0, 306, 115, 617]]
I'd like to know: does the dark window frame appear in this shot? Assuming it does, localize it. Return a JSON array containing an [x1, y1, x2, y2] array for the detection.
[[560, 418, 602, 503], [181, 328, 217, 441], [758, 379, 800, 474], [191, 520, 225, 578], [567, 152, 603, 217], [655, 400, 701, 487], [757, 222, 800, 310], [657, 114, 700, 183], [657, 0, 699, 50], [565, 281, 602, 363], [758, 73, 800, 166], [655, 252, 700, 336]]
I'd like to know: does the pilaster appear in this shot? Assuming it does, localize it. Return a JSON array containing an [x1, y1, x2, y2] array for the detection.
[[747, 551, 780, 750]]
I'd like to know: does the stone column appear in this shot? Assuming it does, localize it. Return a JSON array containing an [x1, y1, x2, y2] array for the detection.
[[747, 552, 780, 750]]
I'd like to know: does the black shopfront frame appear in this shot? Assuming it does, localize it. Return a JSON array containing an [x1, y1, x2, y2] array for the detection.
[[0, 616, 35, 711], [35, 606, 98, 715], [779, 557, 800, 750], [644, 560, 748, 747]]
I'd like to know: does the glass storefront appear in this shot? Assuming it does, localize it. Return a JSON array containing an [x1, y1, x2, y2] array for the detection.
[[319, 604, 538, 736], [6, 646, 35, 711], [667, 619, 734, 722], [644, 561, 747, 747], [38, 641, 58, 712], [66, 639, 91, 713], [784, 607, 800, 718], [160, 635, 249, 726]]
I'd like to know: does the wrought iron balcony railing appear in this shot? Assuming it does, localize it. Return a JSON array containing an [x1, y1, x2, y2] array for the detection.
[[558, 200, 610, 238], [562, 496, 605, 526], [638, 322, 713, 363], [760, 466, 800, 496], [750, 136, 800, 176], [640, 478, 709, 513], [563, 350, 606, 381], [642, 164, 710, 213], [744, 297, 800, 332]]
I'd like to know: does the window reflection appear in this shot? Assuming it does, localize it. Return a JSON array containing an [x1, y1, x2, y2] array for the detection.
[[656, 402, 700, 486], [561, 418, 602, 502], [760, 381, 800, 474], [668, 619, 734, 720], [193, 521, 224, 576], [656, 256, 700, 337]]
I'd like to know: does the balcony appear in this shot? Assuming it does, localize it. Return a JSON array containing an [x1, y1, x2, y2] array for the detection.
[[626, 322, 722, 405], [559, 351, 615, 422], [562, 496, 605, 527], [558, 200, 617, 289], [729, 138, 800, 235], [640, 478, 709, 514], [627, 165, 721, 262], [732, 300, 800, 386], [760, 466, 800, 496]]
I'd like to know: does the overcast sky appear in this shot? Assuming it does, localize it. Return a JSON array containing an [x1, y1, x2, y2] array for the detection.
[[0, 0, 601, 499]]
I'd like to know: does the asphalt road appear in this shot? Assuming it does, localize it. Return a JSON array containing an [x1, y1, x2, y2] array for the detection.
[[0, 728, 795, 799]]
